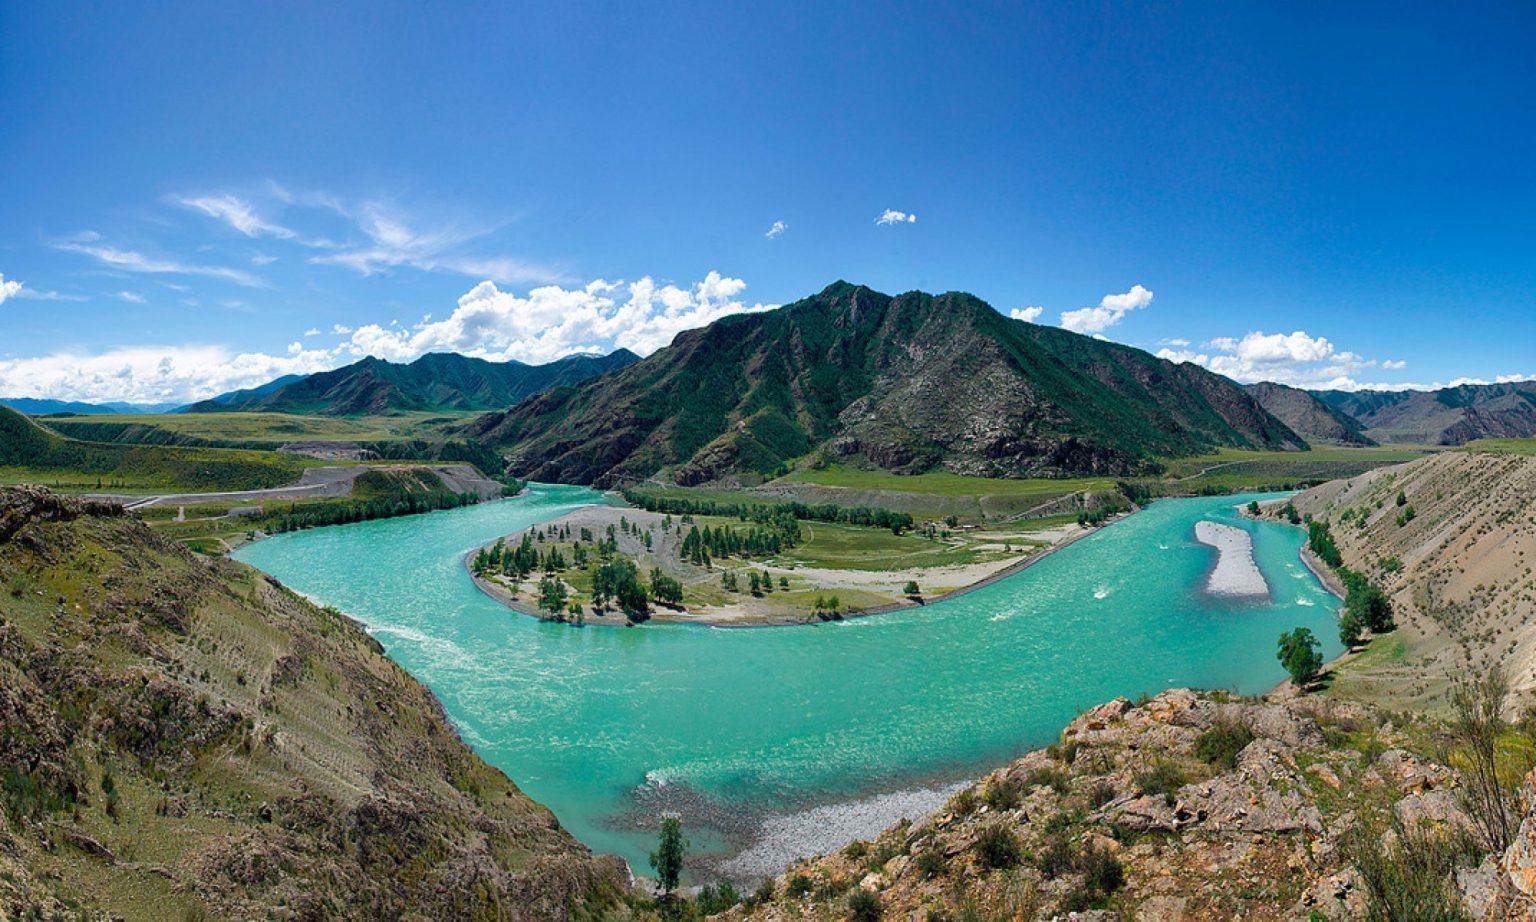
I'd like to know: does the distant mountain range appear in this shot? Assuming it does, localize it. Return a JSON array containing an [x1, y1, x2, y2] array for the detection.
[[1244, 382, 1376, 446], [185, 350, 639, 416], [463, 282, 1308, 486], [0, 397, 184, 415], [1313, 381, 1536, 445]]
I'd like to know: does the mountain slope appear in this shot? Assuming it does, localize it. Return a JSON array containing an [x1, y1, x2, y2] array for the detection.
[[0, 486, 624, 920], [0, 405, 305, 491], [1291, 445, 1536, 711], [189, 349, 639, 416], [1313, 381, 1536, 445], [1246, 381, 1376, 446], [464, 282, 1306, 487]]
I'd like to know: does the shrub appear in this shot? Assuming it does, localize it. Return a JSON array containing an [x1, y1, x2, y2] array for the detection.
[[1022, 765, 1070, 794], [975, 823, 1022, 869], [1088, 780, 1117, 809], [1133, 760, 1187, 804], [915, 846, 947, 878], [949, 787, 978, 816], [984, 776, 1024, 810], [1080, 847, 1125, 895], [1345, 817, 1478, 921], [1036, 835, 1075, 878], [1193, 718, 1255, 770], [696, 882, 741, 914], [847, 888, 882, 922]]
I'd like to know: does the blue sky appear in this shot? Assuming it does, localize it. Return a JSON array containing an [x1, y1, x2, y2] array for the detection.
[[1, 1, 1532, 403]]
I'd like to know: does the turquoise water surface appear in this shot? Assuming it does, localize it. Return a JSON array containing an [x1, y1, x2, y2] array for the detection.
[[234, 485, 1341, 872]]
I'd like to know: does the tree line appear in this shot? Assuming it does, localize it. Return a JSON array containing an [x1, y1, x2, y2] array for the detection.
[[621, 488, 915, 535]]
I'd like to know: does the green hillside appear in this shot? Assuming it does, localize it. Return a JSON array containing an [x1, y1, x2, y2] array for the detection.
[[464, 282, 1306, 487], [0, 486, 622, 919], [188, 349, 639, 416], [0, 407, 306, 492]]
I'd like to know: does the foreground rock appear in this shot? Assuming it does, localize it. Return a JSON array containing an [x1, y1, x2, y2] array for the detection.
[[728, 688, 1500, 921], [0, 487, 625, 920]]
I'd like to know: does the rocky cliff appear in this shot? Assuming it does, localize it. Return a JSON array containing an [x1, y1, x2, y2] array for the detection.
[[726, 689, 1514, 921], [0, 486, 625, 920]]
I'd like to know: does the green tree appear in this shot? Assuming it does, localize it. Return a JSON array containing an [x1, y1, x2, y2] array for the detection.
[[903, 580, 920, 598], [650, 816, 688, 896], [1277, 627, 1323, 688], [537, 576, 568, 613], [1339, 607, 1365, 648], [1247, 500, 1260, 515]]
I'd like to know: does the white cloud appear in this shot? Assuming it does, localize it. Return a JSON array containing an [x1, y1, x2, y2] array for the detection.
[[53, 236, 263, 287], [2, 269, 773, 402], [251, 253, 279, 266], [1157, 328, 1390, 389], [340, 270, 773, 365], [1381, 359, 1407, 370], [0, 344, 342, 404], [1009, 305, 1044, 322], [875, 209, 917, 225], [116, 291, 146, 303], [1059, 284, 1154, 334], [178, 194, 295, 238], [766, 220, 788, 239], [0, 273, 24, 305]]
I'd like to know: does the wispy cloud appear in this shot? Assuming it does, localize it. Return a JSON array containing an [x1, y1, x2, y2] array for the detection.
[[177, 194, 295, 238], [765, 220, 788, 239], [1059, 284, 1154, 335], [116, 291, 146, 303], [53, 236, 264, 287], [305, 200, 558, 284], [0, 272, 87, 304], [875, 209, 917, 225], [0, 273, 21, 305]]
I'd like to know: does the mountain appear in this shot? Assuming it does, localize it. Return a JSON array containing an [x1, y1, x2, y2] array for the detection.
[[1245, 381, 1376, 446], [0, 397, 125, 415], [1313, 380, 1536, 445], [464, 282, 1306, 487], [0, 486, 624, 919], [178, 373, 308, 411], [187, 350, 640, 416]]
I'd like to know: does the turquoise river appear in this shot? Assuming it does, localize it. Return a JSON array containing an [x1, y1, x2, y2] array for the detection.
[[234, 485, 1342, 878]]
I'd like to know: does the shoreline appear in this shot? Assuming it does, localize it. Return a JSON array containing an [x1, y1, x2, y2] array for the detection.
[[463, 509, 1120, 630]]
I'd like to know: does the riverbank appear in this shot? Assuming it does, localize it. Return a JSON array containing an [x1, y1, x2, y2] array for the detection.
[[464, 502, 1099, 627]]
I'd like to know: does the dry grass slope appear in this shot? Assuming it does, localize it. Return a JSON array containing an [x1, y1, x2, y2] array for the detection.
[[0, 486, 623, 921], [1293, 450, 1536, 712]]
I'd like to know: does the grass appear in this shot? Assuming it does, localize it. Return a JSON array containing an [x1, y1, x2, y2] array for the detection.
[[783, 464, 1113, 498], [1460, 438, 1536, 456], [45, 411, 474, 449], [1157, 445, 1437, 492], [774, 518, 1023, 571]]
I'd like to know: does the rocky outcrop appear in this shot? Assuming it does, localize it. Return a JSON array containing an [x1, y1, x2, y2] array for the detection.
[[730, 689, 1489, 921]]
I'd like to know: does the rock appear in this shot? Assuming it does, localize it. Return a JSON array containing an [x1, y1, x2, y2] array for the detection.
[[1393, 790, 1474, 834], [1376, 749, 1453, 795], [1134, 895, 1187, 920], [1067, 698, 1132, 735], [1459, 855, 1499, 920], [859, 872, 884, 892], [1244, 705, 1325, 750], [1296, 867, 1366, 921], [1306, 763, 1343, 790]]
